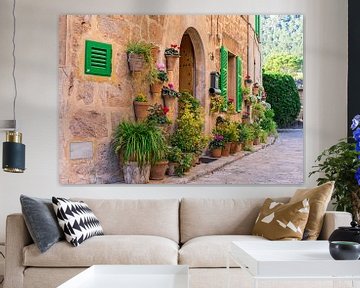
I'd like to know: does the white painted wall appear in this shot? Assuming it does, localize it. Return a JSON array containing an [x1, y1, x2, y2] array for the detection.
[[0, 0, 348, 242]]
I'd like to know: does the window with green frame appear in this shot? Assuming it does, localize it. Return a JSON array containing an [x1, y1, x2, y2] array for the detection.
[[220, 46, 243, 112], [255, 15, 261, 41]]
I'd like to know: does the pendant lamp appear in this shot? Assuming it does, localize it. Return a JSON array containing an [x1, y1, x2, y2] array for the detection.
[[1, 0, 26, 173]]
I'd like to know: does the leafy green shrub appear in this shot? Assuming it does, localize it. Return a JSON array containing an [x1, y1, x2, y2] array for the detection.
[[260, 108, 278, 136], [262, 72, 301, 128], [126, 41, 153, 63], [113, 121, 166, 168]]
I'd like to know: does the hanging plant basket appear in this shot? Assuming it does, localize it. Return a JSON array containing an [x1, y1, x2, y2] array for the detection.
[[165, 55, 180, 71], [133, 101, 150, 122], [150, 81, 163, 94], [127, 53, 145, 72]]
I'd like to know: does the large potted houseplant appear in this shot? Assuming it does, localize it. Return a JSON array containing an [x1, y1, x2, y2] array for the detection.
[[133, 94, 150, 122], [126, 41, 153, 72], [113, 121, 166, 184], [310, 114, 360, 222], [148, 63, 168, 94], [164, 44, 180, 71]]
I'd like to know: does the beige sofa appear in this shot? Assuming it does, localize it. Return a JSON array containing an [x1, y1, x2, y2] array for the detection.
[[4, 198, 352, 288]]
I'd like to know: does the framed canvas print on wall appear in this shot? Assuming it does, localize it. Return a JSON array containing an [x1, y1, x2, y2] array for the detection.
[[58, 14, 303, 185]]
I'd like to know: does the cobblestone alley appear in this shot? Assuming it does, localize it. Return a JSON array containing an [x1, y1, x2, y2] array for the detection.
[[189, 130, 304, 185]]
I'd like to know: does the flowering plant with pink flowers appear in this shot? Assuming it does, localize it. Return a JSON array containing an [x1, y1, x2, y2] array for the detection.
[[161, 83, 180, 98]]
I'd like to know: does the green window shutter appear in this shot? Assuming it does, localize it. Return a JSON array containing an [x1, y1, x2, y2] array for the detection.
[[220, 46, 228, 111], [85, 40, 112, 77], [255, 15, 261, 40], [236, 56, 243, 112]]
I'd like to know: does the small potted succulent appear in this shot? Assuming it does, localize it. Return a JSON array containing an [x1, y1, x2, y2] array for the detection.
[[209, 134, 224, 158], [164, 44, 180, 71], [244, 75, 253, 87], [133, 93, 150, 122], [148, 63, 168, 94], [126, 41, 153, 72]]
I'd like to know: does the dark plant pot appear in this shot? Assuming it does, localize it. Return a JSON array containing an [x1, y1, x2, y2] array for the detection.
[[329, 221, 360, 244], [150, 161, 169, 180], [211, 148, 222, 158], [133, 102, 150, 122], [221, 143, 231, 157], [128, 53, 145, 72], [329, 241, 360, 260]]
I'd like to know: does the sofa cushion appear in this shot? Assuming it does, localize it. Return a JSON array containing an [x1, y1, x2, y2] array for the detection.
[[20, 195, 64, 253], [52, 197, 104, 247], [72, 199, 179, 243], [179, 235, 267, 268], [290, 181, 334, 240], [23, 235, 178, 267], [180, 198, 289, 243], [252, 198, 310, 240]]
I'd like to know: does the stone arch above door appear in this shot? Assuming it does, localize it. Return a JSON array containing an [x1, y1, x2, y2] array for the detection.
[[179, 27, 206, 106]]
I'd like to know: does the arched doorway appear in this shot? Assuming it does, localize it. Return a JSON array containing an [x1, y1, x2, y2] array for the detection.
[[178, 27, 205, 105], [179, 34, 195, 95]]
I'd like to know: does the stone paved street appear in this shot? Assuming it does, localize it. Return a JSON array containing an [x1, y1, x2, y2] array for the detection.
[[188, 130, 304, 185]]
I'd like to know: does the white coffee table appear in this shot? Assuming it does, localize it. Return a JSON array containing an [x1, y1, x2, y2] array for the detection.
[[228, 241, 360, 288], [58, 265, 189, 288]]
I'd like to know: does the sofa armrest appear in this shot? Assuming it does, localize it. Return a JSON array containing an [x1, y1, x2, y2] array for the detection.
[[318, 211, 352, 240], [4, 213, 32, 288]]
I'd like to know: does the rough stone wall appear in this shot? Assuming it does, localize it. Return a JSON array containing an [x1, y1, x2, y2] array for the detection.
[[59, 15, 262, 184]]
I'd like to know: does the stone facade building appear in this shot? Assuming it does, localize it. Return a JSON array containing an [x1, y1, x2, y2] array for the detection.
[[58, 15, 262, 184]]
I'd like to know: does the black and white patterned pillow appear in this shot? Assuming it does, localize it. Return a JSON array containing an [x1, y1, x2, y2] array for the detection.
[[52, 197, 104, 247]]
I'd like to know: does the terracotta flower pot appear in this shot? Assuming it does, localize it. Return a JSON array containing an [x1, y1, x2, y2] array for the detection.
[[211, 148, 222, 158], [163, 94, 176, 107], [253, 138, 260, 145], [150, 161, 169, 180], [166, 55, 179, 71], [230, 142, 241, 154], [150, 46, 160, 64], [244, 140, 253, 150], [133, 101, 150, 122], [123, 162, 150, 184], [128, 53, 145, 72], [221, 143, 231, 157], [150, 81, 163, 94], [167, 162, 179, 176]]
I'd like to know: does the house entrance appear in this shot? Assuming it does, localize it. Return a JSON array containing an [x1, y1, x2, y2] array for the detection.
[[179, 34, 195, 95]]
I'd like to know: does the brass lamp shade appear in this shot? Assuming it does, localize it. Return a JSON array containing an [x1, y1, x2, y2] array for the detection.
[[2, 131, 25, 173]]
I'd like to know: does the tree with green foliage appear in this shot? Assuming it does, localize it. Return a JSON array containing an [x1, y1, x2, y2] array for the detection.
[[263, 73, 301, 128], [263, 53, 303, 80]]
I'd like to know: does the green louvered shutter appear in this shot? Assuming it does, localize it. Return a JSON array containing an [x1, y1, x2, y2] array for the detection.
[[220, 46, 228, 111], [236, 56, 243, 112]]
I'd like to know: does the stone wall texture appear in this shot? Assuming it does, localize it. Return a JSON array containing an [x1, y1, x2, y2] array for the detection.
[[59, 15, 262, 184]]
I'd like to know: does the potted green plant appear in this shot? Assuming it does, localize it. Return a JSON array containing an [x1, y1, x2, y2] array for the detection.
[[113, 121, 166, 184], [227, 98, 237, 115], [126, 41, 153, 72], [166, 146, 182, 176], [238, 123, 255, 151], [310, 115, 360, 222], [147, 104, 171, 135], [148, 63, 168, 94], [252, 122, 262, 145], [228, 121, 240, 154], [164, 44, 180, 71], [161, 83, 180, 106], [252, 102, 265, 122], [133, 93, 150, 122], [210, 95, 226, 114], [209, 134, 224, 158], [150, 143, 169, 180]]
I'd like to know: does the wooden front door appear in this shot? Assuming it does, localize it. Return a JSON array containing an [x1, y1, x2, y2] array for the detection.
[[179, 34, 195, 95]]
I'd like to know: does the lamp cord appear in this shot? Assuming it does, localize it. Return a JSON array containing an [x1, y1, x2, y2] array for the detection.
[[12, 0, 18, 130]]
